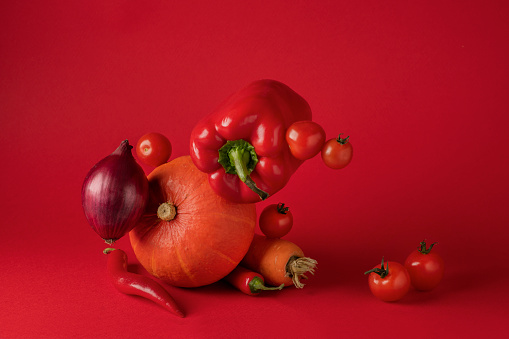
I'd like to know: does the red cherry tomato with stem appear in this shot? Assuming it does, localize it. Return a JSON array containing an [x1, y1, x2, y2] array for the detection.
[[404, 240, 444, 291], [258, 203, 293, 238], [136, 132, 172, 167], [321, 133, 353, 169], [286, 121, 326, 160], [364, 257, 410, 302]]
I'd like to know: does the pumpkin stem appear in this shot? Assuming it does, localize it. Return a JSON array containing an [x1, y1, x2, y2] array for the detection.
[[157, 202, 177, 221]]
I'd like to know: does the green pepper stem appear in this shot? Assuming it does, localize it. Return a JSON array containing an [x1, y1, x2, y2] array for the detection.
[[228, 147, 251, 182], [228, 145, 268, 200], [244, 177, 269, 200], [249, 276, 284, 293]]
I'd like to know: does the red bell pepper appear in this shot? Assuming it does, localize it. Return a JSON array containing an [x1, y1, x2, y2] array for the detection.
[[190, 79, 312, 203]]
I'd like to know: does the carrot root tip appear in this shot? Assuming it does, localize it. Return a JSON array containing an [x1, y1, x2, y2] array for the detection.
[[287, 256, 318, 288]]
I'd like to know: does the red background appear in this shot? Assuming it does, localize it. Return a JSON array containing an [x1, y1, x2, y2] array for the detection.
[[1, 1, 508, 338]]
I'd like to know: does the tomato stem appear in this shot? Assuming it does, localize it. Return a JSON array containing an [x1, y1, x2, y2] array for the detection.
[[336, 133, 350, 145], [276, 203, 289, 214], [418, 240, 438, 254], [364, 257, 389, 278]]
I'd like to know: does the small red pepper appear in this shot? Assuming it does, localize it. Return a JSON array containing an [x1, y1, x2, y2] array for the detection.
[[190, 79, 313, 203], [104, 248, 185, 318], [224, 265, 284, 296]]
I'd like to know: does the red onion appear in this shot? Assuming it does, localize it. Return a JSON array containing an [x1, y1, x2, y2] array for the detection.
[[81, 140, 148, 244]]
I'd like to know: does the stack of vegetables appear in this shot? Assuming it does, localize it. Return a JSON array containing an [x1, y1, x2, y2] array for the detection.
[[81, 79, 353, 317]]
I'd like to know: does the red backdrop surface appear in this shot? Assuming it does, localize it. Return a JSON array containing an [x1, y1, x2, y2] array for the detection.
[[1, 1, 508, 338]]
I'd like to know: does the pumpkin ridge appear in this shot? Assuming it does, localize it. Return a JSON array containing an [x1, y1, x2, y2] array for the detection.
[[175, 246, 197, 285], [131, 216, 160, 241], [208, 246, 237, 265]]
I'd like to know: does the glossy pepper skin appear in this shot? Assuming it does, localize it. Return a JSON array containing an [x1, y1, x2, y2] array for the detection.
[[190, 79, 312, 203], [104, 248, 184, 318]]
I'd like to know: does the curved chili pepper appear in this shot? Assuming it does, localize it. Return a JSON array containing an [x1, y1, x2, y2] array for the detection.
[[104, 248, 185, 318], [224, 265, 284, 296], [190, 79, 312, 203]]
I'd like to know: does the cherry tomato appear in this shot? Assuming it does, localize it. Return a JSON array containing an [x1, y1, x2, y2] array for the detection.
[[365, 258, 410, 302], [135, 132, 172, 167], [286, 121, 326, 160], [258, 203, 293, 238], [404, 240, 444, 291], [321, 134, 353, 169]]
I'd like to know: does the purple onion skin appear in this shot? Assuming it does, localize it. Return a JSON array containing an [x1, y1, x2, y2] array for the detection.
[[81, 140, 149, 244]]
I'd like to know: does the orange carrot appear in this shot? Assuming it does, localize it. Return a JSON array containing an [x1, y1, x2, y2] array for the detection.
[[240, 234, 317, 288]]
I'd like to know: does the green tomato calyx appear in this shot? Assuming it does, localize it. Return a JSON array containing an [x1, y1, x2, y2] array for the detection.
[[364, 257, 389, 279], [418, 240, 438, 254], [277, 203, 290, 214], [336, 133, 350, 145]]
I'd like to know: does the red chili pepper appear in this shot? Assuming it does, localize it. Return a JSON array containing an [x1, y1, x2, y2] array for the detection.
[[224, 265, 284, 296], [104, 248, 185, 318], [190, 79, 313, 203]]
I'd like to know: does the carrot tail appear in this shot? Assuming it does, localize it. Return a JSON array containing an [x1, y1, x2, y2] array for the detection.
[[287, 256, 318, 288], [241, 234, 318, 288]]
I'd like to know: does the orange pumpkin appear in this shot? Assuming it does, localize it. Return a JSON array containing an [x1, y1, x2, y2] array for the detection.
[[129, 156, 256, 287]]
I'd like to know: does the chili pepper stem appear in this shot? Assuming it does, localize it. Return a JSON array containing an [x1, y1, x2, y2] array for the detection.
[[157, 202, 177, 221], [249, 276, 284, 293]]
